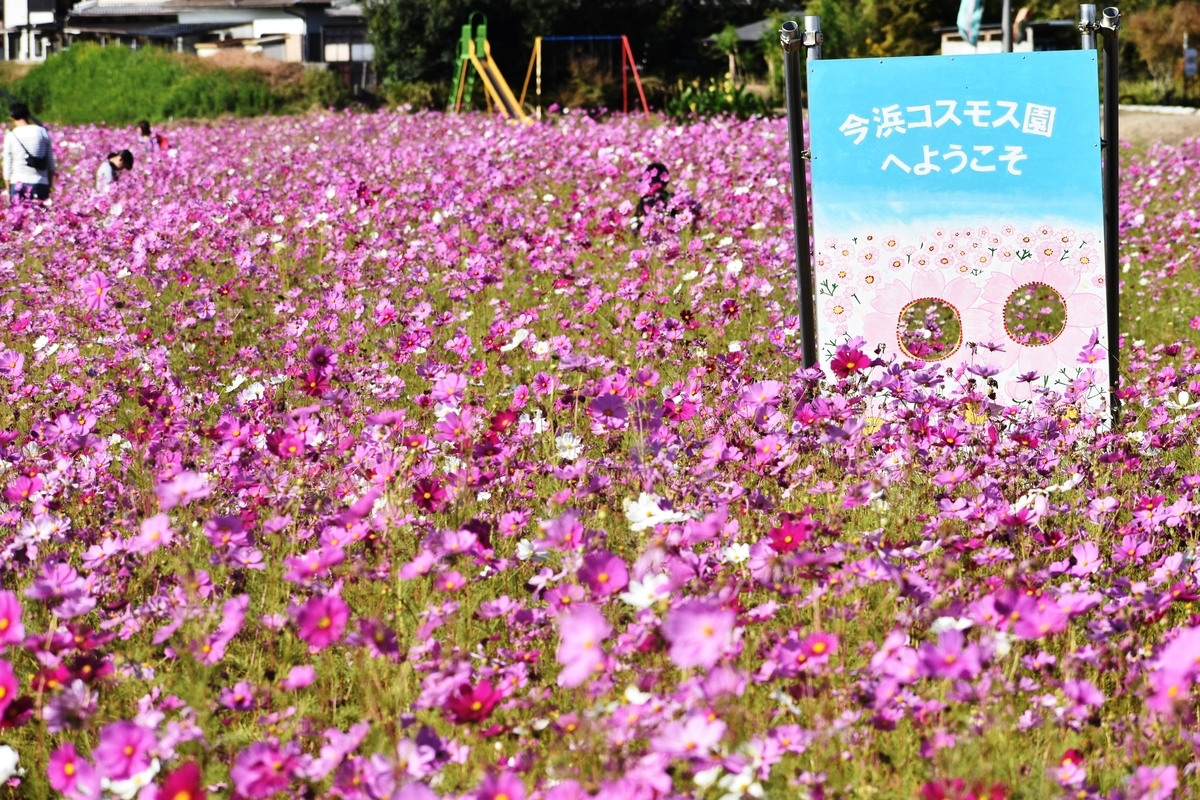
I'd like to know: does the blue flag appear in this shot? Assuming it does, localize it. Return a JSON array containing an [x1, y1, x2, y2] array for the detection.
[[957, 0, 985, 45]]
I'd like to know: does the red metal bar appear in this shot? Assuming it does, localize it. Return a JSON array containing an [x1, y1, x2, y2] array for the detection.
[[621, 35, 649, 115], [621, 46, 628, 113]]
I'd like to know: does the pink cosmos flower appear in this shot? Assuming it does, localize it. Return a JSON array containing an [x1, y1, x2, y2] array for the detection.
[[155, 471, 211, 510], [0, 591, 25, 649], [588, 394, 628, 432], [131, 513, 174, 555], [91, 720, 157, 780], [918, 630, 982, 680], [230, 741, 303, 799], [431, 372, 467, 403], [663, 601, 736, 670], [281, 665, 316, 691], [1128, 765, 1177, 800], [48, 743, 99, 796], [477, 771, 526, 800], [556, 604, 612, 688], [294, 594, 350, 651], [78, 271, 112, 313]]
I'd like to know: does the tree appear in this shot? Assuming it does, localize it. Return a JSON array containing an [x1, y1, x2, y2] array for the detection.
[[365, 0, 779, 92], [1126, 0, 1200, 101], [714, 23, 740, 82]]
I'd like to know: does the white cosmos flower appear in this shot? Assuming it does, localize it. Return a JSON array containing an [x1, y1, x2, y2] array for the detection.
[[718, 768, 763, 800], [694, 766, 722, 790], [520, 411, 549, 435], [103, 758, 159, 800], [0, 745, 19, 782], [721, 543, 750, 564], [624, 685, 653, 705], [237, 382, 265, 404], [929, 616, 973, 634], [725, 259, 743, 274], [555, 432, 584, 461], [1166, 390, 1200, 412], [619, 573, 671, 609], [500, 328, 529, 352], [623, 492, 687, 532]]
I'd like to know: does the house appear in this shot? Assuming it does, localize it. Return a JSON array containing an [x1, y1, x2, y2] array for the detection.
[[3, 0, 72, 60], [3, 0, 373, 91], [937, 20, 1078, 55]]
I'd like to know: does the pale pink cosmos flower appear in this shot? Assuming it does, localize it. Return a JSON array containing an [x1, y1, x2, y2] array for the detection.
[[649, 713, 727, 758], [663, 601, 736, 670], [556, 604, 611, 688], [155, 471, 211, 511]]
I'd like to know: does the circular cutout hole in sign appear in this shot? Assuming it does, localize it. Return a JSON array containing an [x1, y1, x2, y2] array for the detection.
[[897, 297, 962, 361], [1004, 282, 1067, 346]]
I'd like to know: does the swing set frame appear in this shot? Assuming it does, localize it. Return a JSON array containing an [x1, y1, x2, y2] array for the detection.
[[519, 35, 650, 119]]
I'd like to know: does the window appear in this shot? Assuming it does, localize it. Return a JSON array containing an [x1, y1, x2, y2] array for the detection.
[[324, 43, 350, 62], [350, 43, 374, 62]]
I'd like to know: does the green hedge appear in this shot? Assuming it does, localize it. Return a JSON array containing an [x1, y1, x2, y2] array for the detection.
[[6, 43, 347, 125]]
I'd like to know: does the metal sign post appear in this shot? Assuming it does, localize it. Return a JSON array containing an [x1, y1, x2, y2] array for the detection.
[[780, 18, 821, 369], [1081, 4, 1122, 420], [793, 24, 1114, 416]]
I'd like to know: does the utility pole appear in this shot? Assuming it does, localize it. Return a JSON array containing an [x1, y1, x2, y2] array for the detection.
[[1002, 0, 1012, 52]]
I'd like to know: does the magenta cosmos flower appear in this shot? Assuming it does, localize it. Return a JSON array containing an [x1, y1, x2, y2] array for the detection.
[[78, 271, 112, 313], [91, 720, 157, 780], [0, 660, 18, 718], [577, 550, 629, 597], [294, 594, 350, 650]]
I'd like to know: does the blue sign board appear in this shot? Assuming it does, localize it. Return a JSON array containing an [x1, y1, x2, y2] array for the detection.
[[807, 51, 1108, 405]]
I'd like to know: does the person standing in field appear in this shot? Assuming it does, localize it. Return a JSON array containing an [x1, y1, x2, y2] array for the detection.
[[2, 102, 55, 203], [136, 120, 169, 154], [95, 150, 134, 193]]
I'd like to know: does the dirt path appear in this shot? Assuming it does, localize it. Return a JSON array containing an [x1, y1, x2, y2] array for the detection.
[[1120, 110, 1200, 148]]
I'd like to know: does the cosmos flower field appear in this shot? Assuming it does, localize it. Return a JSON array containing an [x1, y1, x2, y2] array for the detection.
[[1, 109, 1199, 800]]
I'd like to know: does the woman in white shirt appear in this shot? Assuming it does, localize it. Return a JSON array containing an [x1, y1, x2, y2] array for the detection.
[[2, 102, 55, 202], [95, 150, 134, 193]]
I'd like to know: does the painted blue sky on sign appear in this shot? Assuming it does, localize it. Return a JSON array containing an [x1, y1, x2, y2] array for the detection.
[[807, 50, 1104, 237]]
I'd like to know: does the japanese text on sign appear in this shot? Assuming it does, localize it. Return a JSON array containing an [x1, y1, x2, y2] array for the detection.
[[837, 100, 1057, 176]]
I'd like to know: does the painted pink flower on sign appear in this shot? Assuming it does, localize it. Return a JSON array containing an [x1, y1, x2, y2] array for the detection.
[[979, 258, 1106, 399], [861, 270, 989, 363]]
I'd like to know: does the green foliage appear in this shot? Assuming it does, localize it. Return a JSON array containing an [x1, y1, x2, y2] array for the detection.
[[161, 68, 280, 119], [665, 78, 768, 120], [382, 79, 448, 110], [800, 0, 949, 58], [7, 43, 347, 124], [14, 43, 185, 125]]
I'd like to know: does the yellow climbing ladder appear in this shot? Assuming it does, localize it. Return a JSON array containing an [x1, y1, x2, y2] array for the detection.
[[450, 16, 530, 123]]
